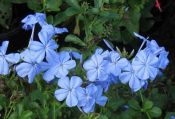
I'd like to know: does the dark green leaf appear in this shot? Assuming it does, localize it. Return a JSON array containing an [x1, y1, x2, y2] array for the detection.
[[149, 106, 162, 118], [128, 99, 141, 110], [46, 0, 62, 12], [65, 34, 86, 46], [143, 100, 153, 110]]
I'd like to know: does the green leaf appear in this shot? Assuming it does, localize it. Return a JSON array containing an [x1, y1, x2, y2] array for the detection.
[[27, 0, 42, 11], [19, 110, 33, 119], [149, 106, 162, 118], [54, 7, 81, 25], [0, 1, 12, 29], [128, 99, 141, 110], [143, 100, 153, 110], [65, 34, 86, 46], [98, 115, 108, 119], [65, 0, 80, 8], [17, 104, 24, 116], [45, 0, 62, 12]]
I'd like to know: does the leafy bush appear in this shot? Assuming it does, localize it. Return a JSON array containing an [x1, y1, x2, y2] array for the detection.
[[0, 0, 174, 119]]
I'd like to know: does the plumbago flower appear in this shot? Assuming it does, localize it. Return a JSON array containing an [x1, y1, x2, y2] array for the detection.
[[76, 84, 108, 113], [119, 61, 147, 92], [41, 51, 76, 82], [21, 13, 47, 30], [16, 50, 41, 84], [55, 76, 82, 107], [83, 53, 109, 82], [29, 31, 59, 62], [0, 41, 20, 75], [132, 50, 159, 80]]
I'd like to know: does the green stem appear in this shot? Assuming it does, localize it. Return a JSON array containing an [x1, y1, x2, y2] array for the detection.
[[139, 90, 152, 119], [146, 112, 152, 119], [139, 90, 144, 102]]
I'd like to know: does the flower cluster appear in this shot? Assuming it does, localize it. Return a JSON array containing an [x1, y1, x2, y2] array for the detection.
[[0, 13, 169, 113]]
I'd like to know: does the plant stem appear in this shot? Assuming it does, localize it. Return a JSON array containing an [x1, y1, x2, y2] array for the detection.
[[139, 90, 152, 119]]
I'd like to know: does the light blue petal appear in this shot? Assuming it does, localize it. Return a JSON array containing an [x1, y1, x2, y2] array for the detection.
[[96, 96, 107, 106], [28, 67, 37, 83], [43, 66, 57, 82], [63, 60, 76, 70], [0, 57, 9, 75], [70, 76, 82, 89], [55, 89, 69, 101], [0, 41, 9, 55], [58, 77, 70, 89], [16, 63, 32, 77], [83, 60, 95, 70], [5, 53, 20, 64], [129, 76, 142, 92], [47, 39, 59, 50], [38, 31, 49, 45], [87, 69, 98, 82], [66, 90, 78, 107], [119, 72, 131, 84], [29, 41, 44, 51]]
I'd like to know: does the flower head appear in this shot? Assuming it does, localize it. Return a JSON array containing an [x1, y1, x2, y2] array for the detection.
[[132, 50, 159, 80], [42, 51, 76, 82], [83, 54, 109, 82], [16, 49, 41, 83], [55, 76, 82, 107], [0, 41, 20, 75]]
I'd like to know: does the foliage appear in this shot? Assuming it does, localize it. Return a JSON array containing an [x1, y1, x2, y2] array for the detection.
[[0, 0, 174, 119]]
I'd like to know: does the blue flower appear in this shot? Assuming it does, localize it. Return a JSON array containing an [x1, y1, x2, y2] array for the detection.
[[83, 54, 109, 82], [94, 85, 108, 106], [171, 116, 175, 119], [95, 74, 118, 92], [40, 24, 68, 39], [42, 51, 76, 82], [107, 51, 129, 77], [0, 41, 20, 75], [76, 84, 96, 113], [16, 49, 41, 84], [69, 51, 83, 63], [54, 76, 82, 107], [21, 13, 47, 30], [29, 31, 59, 62], [119, 62, 146, 92], [76, 84, 107, 113], [132, 50, 159, 80], [158, 50, 169, 69]]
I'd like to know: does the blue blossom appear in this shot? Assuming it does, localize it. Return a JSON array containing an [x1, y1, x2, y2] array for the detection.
[[69, 51, 83, 63], [77, 84, 107, 113], [16, 49, 41, 84], [95, 74, 118, 92], [40, 24, 68, 39], [95, 48, 110, 59], [76, 84, 96, 113], [83, 54, 109, 82], [21, 13, 46, 30], [29, 31, 59, 62], [55, 76, 82, 107], [94, 85, 108, 106], [171, 116, 175, 119], [158, 50, 169, 69], [132, 50, 159, 80], [0, 41, 20, 75], [119, 62, 146, 92], [107, 51, 129, 77], [42, 51, 76, 82]]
